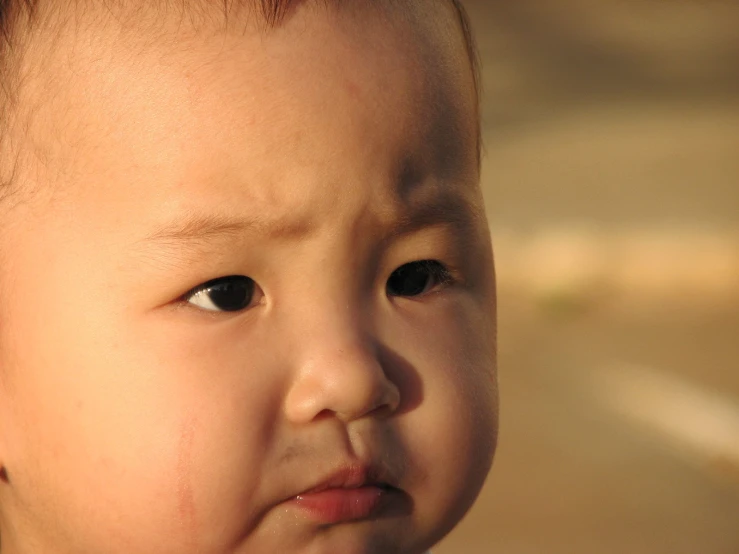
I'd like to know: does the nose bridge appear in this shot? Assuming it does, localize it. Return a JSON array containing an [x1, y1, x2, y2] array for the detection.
[[302, 293, 370, 365], [290, 227, 375, 346], [283, 281, 401, 424]]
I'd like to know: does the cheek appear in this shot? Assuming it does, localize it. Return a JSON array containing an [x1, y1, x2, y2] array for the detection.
[[132, 317, 288, 544], [0, 262, 280, 550], [391, 296, 498, 535], [1, 308, 202, 547], [0, 315, 178, 548]]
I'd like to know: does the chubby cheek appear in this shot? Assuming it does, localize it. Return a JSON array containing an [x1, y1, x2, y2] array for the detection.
[[129, 313, 300, 552], [3, 325, 187, 550], [11, 340, 209, 549], [92, 317, 285, 550], [2, 288, 276, 551], [391, 297, 498, 539]]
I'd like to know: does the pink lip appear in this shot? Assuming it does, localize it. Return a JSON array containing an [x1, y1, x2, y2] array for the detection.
[[289, 465, 390, 524], [293, 486, 386, 524]]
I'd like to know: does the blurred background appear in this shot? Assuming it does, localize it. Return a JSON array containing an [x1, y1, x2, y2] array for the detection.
[[437, 1, 739, 553]]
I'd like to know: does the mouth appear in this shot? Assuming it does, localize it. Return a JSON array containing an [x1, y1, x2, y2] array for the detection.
[[288, 464, 405, 525]]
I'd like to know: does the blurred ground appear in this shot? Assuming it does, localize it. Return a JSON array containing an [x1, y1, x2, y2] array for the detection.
[[436, 1, 739, 553]]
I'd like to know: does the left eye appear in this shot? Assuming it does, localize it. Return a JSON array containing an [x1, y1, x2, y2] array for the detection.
[[183, 276, 258, 313]]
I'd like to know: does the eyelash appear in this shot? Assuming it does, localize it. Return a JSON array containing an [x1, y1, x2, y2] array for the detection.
[[179, 259, 457, 314], [181, 275, 259, 313], [385, 259, 456, 298]]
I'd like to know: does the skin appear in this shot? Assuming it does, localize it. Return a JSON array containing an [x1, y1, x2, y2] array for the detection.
[[0, 2, 497, 553]]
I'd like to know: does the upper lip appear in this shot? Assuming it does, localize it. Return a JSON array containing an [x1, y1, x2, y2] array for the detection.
[[298, 462, 395, 496]]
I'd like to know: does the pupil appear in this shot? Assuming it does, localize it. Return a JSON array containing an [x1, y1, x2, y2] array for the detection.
[[209, 279, 253, 311], [387, 262, 432, 297]]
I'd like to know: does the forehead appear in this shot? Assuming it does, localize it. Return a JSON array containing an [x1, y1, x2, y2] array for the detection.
[[20, 0, 479, 237]]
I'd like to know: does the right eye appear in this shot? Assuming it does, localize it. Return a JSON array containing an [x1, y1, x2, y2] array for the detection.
[[182, 276, 259, 313]]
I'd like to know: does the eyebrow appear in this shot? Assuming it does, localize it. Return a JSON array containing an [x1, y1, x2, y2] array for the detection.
[[135, 193, 477, 263], [139, 210, 315, 247], [384, 192, 479, 240]]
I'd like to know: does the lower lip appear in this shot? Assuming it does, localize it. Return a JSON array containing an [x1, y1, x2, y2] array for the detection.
[[291, 486, 387, 524]]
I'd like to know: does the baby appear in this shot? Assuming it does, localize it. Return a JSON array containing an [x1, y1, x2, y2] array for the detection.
[[0, 0, 498, 552]]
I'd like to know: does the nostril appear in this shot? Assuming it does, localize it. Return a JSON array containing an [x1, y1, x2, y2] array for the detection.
[[318, 378, 401, 424], [314, 409, 334, 422], [343, 382, 401, 422], [367, 403, 397, 420], [283, 339, 402, 424]]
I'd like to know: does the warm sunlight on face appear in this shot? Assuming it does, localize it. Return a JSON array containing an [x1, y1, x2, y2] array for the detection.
[[0, 2, 497, 553]]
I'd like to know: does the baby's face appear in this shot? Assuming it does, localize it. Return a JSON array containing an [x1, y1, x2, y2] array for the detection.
[[0, 3, 496, 553]]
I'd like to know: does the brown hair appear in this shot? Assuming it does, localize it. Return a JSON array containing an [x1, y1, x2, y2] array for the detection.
[[0, 0, 480, 207]]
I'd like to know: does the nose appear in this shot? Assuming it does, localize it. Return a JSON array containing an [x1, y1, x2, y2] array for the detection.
[[283, 317, 401, 425]]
